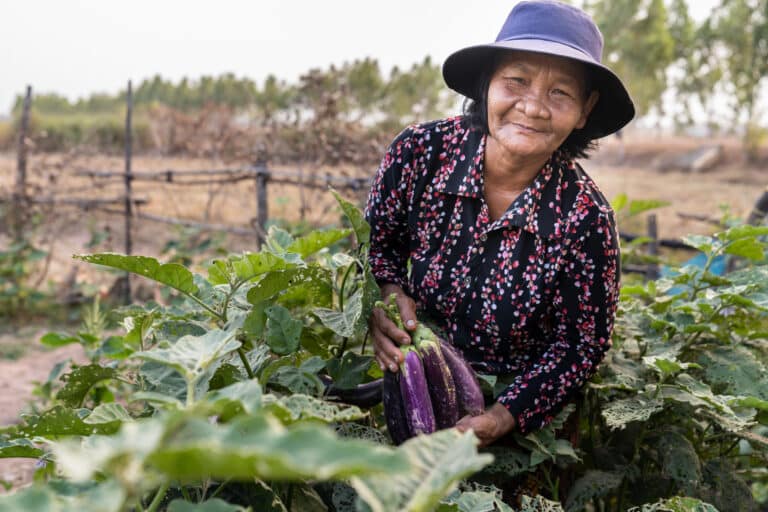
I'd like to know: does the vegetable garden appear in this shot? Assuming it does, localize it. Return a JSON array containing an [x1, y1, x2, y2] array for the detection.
[[0, 187, 767, 512]]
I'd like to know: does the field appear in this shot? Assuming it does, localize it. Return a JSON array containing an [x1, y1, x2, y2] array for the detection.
[[0, 132, 765, 498]]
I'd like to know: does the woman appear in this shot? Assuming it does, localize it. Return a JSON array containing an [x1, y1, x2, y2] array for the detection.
[[366, 0, 634, 446]]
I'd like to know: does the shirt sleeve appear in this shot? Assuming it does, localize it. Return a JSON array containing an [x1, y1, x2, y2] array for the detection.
[[496, 211, 620, 434], [364, 127, 415, 288]]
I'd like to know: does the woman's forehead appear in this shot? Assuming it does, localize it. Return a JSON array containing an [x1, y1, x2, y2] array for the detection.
[[492, 51, 588, 83]]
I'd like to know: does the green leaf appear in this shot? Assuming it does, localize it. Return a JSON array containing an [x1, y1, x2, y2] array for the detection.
[[681, 235, 716, 253], [56, 364, 118, 408], [314, 288, 363, 339], [724, 238, 766, 261], [286, 228, 353, 258], [350, 429, 493, 512], [135, 329, 241, 392], [627, 496, 719, 512], [695, 346, 768, 400], [0, 438, 43, 459], [247, 267, 331, 304], [719, 224, 768, 241], [331, 189, 371, 245], [84, 403, 132, 424], [265, 305, 303, 355], [656, 430, 701, 487], [564, 470, 623, 512], [602, 394, 664, 430], [480, 446, 531, 477], [74, 253, 198, 295], [17, 405, 121, 438], [39, 332, 80, 348], [627, 199, 670, 217], [611, 193, 628, 212], [730, 396, 768, 411], [202, 380, 263, 420], [0, 479, 125, 512], [519, 495, 566, 511], [325, 352, 373, 390], [262, 393, 366, 424], [149, 413, 408, 481], [167, 498, 250, 512]]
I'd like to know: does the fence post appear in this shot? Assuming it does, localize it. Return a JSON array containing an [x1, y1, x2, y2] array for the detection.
[[12, 85, 32, 242], [254, 160, 269, 247], [123, 80, 134, 304], [645, 213, 659, 281]]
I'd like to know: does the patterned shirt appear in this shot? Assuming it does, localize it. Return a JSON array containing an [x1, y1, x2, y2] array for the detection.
[[365, 116, 620, 434]]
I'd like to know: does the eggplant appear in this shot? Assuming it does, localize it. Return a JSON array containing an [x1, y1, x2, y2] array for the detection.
[[439, 340, 484, 417], [399, 346, 436, 435], [417, 337, 459, 429], [319, 374, 383, 408], [382, 369, 410, 445]]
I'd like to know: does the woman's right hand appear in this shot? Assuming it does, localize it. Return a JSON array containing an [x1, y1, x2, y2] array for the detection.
[[371, 283, 418, 373]]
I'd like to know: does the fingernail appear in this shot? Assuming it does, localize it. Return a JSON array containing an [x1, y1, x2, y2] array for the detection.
[[406, 320, 416, 328], [401, 338, 410, 345], [389, 363, 397, 372], [378, 362, 385, 371]]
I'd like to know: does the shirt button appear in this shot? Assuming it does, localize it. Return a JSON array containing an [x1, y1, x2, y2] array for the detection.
[[464, 276, 472, 287], [479, 234, 487, 242]]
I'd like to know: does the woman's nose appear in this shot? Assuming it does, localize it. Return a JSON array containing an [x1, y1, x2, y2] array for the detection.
[[515, 94, 551, 119]]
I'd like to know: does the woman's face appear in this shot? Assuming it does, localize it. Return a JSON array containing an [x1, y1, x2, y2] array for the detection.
[[486, 51, 599, 162]]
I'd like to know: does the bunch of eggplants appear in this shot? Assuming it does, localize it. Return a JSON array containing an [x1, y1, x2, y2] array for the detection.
[[376, 295, 485, 444]]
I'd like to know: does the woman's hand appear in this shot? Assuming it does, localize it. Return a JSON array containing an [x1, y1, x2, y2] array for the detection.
[[455, 402, 516, 447], [371, 283, 419, 373]]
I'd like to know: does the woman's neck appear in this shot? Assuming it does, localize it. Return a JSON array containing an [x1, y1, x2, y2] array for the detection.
[[483, 136, 549, 193]]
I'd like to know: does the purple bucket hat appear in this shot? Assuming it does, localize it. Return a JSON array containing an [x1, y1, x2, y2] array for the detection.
[[442, 0, 635, 138]]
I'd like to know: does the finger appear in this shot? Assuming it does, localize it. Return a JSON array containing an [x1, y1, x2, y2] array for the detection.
[[395, 294, 418, 331], [374, 308, 412, 346], [372, 330, 403, 371]]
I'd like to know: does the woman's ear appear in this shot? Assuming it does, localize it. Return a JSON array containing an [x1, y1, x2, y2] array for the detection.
[[576, 90, 600, 129]]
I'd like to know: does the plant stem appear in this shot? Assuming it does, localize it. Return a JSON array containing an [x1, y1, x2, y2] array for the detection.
[[238, 347, 255, 379], [146, 483, 170, 512], [186, 379, 196, 407], [338, 263, 356, 312], [186, 292, 226, 321]]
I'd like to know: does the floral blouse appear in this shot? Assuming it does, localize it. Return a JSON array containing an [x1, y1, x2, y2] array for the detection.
[[365, 116, 620, 434]]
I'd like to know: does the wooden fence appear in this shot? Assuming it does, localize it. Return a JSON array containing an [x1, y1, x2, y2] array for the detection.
[[4, 83, 371, 302]]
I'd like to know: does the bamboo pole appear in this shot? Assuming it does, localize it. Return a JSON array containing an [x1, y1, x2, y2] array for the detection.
[[13, 85, 32, 241], [254, 161, 269, 247], [123, 80, 134, 304]]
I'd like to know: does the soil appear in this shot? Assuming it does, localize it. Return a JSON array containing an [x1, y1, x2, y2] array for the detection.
[[0, 132, 765, 492]]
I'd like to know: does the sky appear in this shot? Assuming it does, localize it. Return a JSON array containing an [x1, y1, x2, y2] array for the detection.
[[2, 0, 719, 117]]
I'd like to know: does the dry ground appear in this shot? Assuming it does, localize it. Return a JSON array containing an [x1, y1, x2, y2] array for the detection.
[[0, 132, 764, 491]]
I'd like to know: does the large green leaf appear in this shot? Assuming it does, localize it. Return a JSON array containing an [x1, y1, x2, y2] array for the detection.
[[350, 429, 493, 512], [695, 346, 768, 400], [602, 394, 664, 430], [135, 329, 241, 402], [627, 497, 719, 512], [16, 406, 121, 438], [331, 189, 371, 245], [287, 228, 353, 258], [167, 498, 251, 512], [54, 417, 166, 485], [0, 479, 125, 512], [314, 288, 363, 339], [439, 489, 514, 512], [325, 352, 373, 390], [83, 403, 132, 425], [55, 364, 118, 408], [265, 305, 303, 355], [564, 470, 624, 512], [262, 393, 366, 424], [148, 414, 408, 481], [656, 430, 702, 488], [200, 380, 263, 421], [247, 267, 331, 304], [0, 438, 43, 459], [74, 253, 198, 295]]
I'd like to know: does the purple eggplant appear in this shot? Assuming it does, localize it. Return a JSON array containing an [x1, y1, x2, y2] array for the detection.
[[399, 346, 436, 435], [382, 369, 410, 445], [418, 338, 459, 429], [439, 340, 484, 417]]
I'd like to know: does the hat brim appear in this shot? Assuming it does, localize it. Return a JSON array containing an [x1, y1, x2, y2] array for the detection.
[[443, 39, 635, 138]]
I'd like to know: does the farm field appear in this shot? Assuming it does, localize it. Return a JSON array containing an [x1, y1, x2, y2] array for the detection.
[[0, 133, 766, 503]]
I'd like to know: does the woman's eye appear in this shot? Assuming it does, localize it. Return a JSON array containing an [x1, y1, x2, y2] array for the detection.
[[552, 88, 573, 98]]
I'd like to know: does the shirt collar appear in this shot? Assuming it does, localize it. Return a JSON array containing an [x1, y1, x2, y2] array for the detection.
[[435, 122, 567, 239]]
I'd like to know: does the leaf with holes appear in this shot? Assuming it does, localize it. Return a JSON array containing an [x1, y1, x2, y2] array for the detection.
[[564, 470, 623, 512], [286, 228, 352, 258], [262, 393, 366, 424], [56, 364, 118, 408], [350, 429, 493, 512], [74, 253, 198, 296], [265, 305, 303, 355]]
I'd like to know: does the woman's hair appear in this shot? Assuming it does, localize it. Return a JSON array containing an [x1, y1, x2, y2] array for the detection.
[[462, 55, 599, 160]]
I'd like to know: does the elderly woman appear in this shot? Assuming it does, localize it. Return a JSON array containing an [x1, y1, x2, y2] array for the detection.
[[366, 0, 635, 446]]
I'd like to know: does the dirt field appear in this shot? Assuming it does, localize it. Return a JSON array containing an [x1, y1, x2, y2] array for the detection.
[[0, 133, 765, 491]]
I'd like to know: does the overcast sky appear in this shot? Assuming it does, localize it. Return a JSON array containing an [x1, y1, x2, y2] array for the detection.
[[2, 0, 718, 116]]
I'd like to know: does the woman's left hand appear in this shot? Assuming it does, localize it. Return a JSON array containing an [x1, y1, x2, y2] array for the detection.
[[455, 402, 516, 447]]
